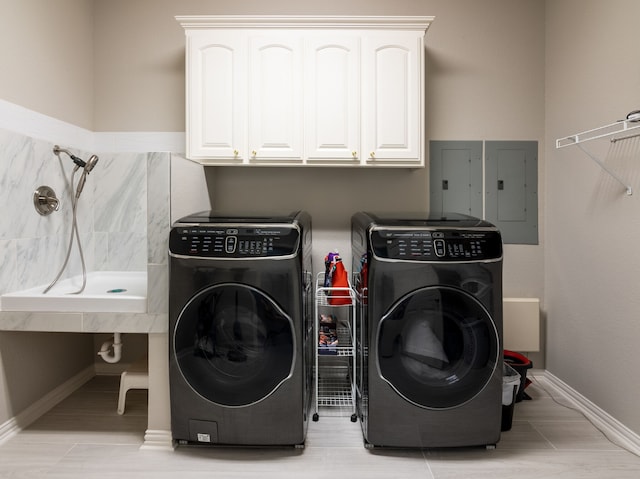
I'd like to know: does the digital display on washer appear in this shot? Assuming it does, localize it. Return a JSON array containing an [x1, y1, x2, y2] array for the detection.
[[169, 225, 300, 257], [370, 228, 502, 261]]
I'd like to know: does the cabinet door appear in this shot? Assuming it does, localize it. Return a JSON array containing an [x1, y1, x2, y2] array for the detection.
[[362, 32, 423, 165], [186, 32, 246, 162], [249, 35, 303, 162], [305, 35, 360, 162]]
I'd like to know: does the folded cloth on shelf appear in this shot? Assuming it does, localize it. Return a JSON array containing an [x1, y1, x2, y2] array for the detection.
[[318, 314, 338, 355]]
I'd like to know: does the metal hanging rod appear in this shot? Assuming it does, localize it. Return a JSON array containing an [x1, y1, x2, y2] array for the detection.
[[611, 130, 640, 143]]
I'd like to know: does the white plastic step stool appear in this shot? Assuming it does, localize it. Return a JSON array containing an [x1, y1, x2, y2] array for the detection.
[[117, 356, 148, 415]]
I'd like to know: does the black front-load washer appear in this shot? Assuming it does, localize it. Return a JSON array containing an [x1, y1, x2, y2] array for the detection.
[[169, 210, 313, 447], [351, 211, 503, 448]]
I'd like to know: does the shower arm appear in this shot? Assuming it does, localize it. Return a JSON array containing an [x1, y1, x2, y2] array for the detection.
[[53, 145, 88, 169]]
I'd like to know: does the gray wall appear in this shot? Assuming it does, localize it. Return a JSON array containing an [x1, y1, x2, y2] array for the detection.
[[545, 0, 640, 434], [0, 0, 94, 129]]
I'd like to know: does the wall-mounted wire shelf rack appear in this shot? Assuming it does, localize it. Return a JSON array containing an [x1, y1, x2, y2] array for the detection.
[[555, 118, 640, 196]]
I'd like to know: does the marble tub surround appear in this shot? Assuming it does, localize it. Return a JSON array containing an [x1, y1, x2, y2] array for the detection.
[[94, 152, 146, 235], [0, 128, 152, 299], [147, 152, 170, 267], [0, 128, 81, 294], [147, 263, 168, 316], [0, 128, 172, 335], [93, 151, 148, 272], [146, 152, 170, 317], [0, 127, 174, 321], [0, 126, 177, 334]]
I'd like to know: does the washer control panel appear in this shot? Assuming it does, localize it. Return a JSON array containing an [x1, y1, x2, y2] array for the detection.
[[170, 224, 299, 258], [370, 228, 502, 261]]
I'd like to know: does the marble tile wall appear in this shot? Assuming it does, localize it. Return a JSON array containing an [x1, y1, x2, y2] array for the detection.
[[0, 128, 162, 299], [146, 152, 170, 315]]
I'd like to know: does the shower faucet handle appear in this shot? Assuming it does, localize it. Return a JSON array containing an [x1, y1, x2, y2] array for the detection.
[[33, 185, 60, 216]]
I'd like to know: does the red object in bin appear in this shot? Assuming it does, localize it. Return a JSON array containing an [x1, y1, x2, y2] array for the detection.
[[328, 260, 351, 306], [504, 350, 533, 402]]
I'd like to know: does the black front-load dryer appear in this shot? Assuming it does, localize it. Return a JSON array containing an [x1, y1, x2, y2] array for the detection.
[[169, 211, 313, 447], [351, 212, 503, 448]]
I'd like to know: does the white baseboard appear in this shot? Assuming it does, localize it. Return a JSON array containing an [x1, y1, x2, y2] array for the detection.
[[538, 370, 640, 456], [0, 365, 95, 445], [141, 429, 174, 450]]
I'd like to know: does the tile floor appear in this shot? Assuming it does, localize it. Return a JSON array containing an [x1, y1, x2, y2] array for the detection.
[[1, 374, 639, 478]]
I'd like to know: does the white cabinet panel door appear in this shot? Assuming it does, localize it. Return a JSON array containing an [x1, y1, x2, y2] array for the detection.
[[362, 32, 423, 165], [187, 32, 246, 162], [249, 36, 303, 161], [305, 35, 360, 162]]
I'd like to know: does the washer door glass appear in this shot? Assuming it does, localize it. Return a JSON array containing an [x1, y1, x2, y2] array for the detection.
[[377, 286, 498, 409], [173, 283, 295, 407]]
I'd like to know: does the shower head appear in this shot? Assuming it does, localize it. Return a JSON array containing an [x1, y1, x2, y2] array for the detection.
[[53, 146, 100, 199], [84, 154, 99, 173], [75, 158, 98, 198]]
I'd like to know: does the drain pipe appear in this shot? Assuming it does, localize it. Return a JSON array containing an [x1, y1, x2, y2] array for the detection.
[[97, 332, 123, 363]]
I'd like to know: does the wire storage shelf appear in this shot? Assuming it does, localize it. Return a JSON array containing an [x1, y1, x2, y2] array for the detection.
[[555, 117, 640, 196], [313, 272, 357, 422], [316, 366, 354, 416]]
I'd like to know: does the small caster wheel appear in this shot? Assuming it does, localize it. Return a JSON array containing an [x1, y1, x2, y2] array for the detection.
[[312, 413, 319, 421], [486, 444, 496, 450], [350, 413, 357, 422]]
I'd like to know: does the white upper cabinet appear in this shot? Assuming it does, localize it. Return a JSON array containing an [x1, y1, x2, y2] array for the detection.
[[177, 16, 434, 167]]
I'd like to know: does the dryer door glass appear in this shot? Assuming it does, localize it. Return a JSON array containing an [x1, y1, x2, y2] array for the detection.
[[173, 283, 295, 406], [377, 286, 498, 409]]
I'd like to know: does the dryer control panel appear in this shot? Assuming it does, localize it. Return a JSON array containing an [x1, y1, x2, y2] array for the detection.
[[169, 224, 300, 258], [370, 228, 502, 261]]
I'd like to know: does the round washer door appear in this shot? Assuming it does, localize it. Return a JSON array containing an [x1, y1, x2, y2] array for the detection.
[[173, 283, 295, 407], [377, 286, 498, 409]]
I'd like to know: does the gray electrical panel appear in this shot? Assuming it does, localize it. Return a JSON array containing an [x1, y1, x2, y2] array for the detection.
[[429, 141, 483, 218], [485, 141, 538, 245]]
